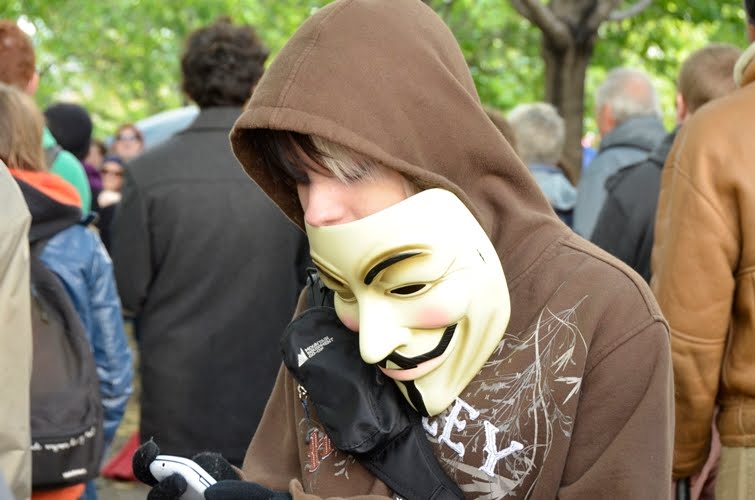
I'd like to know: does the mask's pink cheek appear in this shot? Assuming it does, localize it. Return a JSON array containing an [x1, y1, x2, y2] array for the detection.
[[416, 307, 452, 329], [337, 312, 360, 332]]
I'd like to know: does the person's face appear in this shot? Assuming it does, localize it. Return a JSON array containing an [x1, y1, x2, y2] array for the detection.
[[306, 189, 511, 417], [297, 164, 410, 227], [101, 160, 124, 192], [113, 127, 143, 161], [85, 144, 104, 169]]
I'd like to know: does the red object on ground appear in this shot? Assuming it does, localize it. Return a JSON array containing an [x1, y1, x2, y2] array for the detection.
[[101, 431, 140, 481], [32, 483, 86, 500]]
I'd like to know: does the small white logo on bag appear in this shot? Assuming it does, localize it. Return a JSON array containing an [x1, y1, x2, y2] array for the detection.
[[298, 336, 334, 366]]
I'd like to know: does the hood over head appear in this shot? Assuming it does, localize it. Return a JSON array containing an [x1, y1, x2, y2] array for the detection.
[[10, 169, 81, 244], [231, 0, 564, 281]]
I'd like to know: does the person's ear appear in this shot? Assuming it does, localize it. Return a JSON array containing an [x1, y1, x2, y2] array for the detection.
[[748, 24, 755, 44], [596, 105, 615, 136], [25, 72, 39, 96], [675, 93, 688, 124]]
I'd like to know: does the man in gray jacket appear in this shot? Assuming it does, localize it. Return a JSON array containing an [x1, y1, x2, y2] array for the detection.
[[573, 68, 666, 238], [0, 160, 32, 500]]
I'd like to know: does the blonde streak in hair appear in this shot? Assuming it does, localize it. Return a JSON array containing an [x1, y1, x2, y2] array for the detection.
[[311, 135, 379, 183], [311, 135, 422, 196]]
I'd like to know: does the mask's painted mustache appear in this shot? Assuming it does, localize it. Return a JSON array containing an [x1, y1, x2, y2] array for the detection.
[[377, 323, 458, 369]]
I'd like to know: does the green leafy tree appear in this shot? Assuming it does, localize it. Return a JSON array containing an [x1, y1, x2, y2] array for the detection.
[[4, 0, 748, 170], [428, 0, 746, 179], [5, 0, 329, 137]]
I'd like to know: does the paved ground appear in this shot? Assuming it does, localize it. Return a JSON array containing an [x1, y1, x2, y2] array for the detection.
[[94, 476, 150, 500], [95, 325, 151, 499]]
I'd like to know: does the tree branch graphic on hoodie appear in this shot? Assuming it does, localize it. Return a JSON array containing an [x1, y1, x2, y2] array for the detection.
[[296, 300, 587, 499], [421, 300, 587, 499]]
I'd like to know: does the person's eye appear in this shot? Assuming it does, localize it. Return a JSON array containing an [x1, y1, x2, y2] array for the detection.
[[388, 283, 429, 297]]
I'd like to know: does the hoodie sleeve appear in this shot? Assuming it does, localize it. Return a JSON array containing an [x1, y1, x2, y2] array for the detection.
[[240, 290, 393, 500], [240, 365, 393, 500], [558, 320, 673, 499], [85, 233, 133, 448], [110, 169, 152, 316]]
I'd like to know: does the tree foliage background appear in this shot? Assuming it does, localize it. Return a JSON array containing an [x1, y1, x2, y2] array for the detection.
[[4, 0, 748, 140]]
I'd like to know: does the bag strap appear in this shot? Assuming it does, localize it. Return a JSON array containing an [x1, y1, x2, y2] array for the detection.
[[357, 421, 464, 500], [305, 268, 334, 308], [297, 273, 463, 500], [675, 478, 690, 500]]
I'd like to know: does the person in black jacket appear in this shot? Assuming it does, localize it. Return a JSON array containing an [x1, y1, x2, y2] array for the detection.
[[591, 44, 741, 282], [109, 17, 309, 466]]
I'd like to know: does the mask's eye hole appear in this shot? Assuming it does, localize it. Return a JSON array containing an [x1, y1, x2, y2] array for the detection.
[[390, 284, 427, 296], [337, 289, 356, 303]]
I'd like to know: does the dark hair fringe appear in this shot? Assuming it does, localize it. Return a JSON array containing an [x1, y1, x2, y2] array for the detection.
[[246, 130, 331, 188]]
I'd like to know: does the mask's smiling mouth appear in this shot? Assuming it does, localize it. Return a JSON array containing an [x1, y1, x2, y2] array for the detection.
[[377, 324, 457, 381]]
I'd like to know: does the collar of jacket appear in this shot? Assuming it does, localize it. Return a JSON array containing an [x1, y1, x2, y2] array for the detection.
[[598, 115, 666, 154], [11, 173, 81, 244], [734, 41, 755, 87], [180, 106, 244, 134], [647, 127, 680, 167]]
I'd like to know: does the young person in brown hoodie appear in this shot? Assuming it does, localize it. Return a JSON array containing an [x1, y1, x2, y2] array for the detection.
[[133, 1, 673, 499]]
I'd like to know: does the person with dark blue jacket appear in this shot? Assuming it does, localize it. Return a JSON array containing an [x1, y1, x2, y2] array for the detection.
[[13, 169, 134, 452]]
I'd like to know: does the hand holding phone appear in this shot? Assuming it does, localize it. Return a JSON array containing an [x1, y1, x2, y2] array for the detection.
[[149, 454, 217, 500]]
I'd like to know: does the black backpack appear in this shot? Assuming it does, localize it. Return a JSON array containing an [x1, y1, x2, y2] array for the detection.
[[29, 238, 104, 489]]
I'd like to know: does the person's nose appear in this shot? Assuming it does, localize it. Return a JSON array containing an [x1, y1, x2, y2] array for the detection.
[[358, 300, 411, 364], [302, 179, 350, 227]]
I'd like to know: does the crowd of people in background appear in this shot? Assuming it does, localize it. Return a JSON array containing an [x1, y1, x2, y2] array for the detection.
[[2, 0, 755, 499]]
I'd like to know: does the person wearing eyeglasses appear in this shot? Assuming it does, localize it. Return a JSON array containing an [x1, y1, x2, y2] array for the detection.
[[95, 155, 125, 252], [111, 124, 144, 162]]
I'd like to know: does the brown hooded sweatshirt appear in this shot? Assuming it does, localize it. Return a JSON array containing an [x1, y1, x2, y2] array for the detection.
[[230, 1, 673, 498]]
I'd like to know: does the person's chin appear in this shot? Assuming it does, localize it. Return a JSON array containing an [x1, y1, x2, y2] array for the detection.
[[378, 348, 451, 381]]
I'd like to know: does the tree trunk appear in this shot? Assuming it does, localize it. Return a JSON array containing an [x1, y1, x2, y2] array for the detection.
[[543, 36, 594, 183]]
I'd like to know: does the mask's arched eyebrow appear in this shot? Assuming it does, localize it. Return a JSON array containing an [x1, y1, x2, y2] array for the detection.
[[312, 260, 347, 287], [364, 251, 422, 285]]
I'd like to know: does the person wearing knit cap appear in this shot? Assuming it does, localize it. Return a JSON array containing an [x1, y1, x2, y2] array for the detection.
[[44, 102, 102, 212], [44, 102, 93, 162]]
